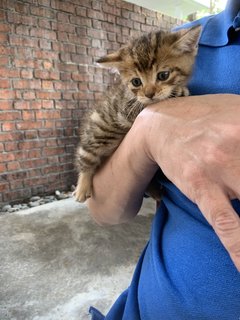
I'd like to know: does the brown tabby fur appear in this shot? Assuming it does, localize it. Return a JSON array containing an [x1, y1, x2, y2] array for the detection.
[[74, 25, 202, 202]]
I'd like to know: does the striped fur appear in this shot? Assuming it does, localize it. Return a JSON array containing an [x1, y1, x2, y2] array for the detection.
[[74, 26, 201, 202]]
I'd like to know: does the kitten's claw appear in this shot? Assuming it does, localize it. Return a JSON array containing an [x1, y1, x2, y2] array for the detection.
[[74, 188, 91, 203], [174, 86, 189, 97], [73, 181, 92, 203]]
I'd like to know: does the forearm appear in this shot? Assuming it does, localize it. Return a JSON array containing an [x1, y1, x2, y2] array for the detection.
[[87, 114, 158, 225]]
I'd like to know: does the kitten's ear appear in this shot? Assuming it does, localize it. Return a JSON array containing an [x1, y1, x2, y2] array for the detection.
[[174, 25, 202, 53], [96, 50, 123, 68]]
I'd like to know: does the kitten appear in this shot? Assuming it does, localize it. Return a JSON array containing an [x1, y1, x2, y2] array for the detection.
[[74, 25, 202, 203]]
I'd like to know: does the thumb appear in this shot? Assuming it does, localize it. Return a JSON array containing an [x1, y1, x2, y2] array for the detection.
[[195, 183, 240, 271]]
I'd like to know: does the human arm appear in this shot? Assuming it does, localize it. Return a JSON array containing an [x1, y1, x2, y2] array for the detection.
[[87, 94, 240, 271], [87, 116, 159, 225]]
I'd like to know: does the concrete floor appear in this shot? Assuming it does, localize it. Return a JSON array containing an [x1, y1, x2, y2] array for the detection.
[[0, 198, 155, 320]]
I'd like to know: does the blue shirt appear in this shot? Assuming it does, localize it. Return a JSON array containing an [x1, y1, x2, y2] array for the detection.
[[90, 1, 240, 319]]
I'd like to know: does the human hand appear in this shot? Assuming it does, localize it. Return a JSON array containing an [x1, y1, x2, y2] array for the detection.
[[140, 94, 240, 271]]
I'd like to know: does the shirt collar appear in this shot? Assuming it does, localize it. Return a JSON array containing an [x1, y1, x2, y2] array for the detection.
[[199, 0, 240, 47]]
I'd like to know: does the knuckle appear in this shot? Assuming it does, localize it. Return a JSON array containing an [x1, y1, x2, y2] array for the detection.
[[213, 210, 240, 236], [182, 164, 208, 200], [203, 144, 228, 166], [182, 163, 204, 185]]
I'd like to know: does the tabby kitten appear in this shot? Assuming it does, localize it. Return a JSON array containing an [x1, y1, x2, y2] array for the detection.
[[74, 25, 202, 202]]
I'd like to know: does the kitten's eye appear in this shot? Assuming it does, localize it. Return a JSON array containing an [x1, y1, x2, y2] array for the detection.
[[157, 71, 170, 81], [131, 78, 142, 87]]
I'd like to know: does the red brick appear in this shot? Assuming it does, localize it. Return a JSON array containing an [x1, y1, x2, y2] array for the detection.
[[39, 39, 52, 50], [0, 111, 21, 121], [42, 80, 54, 90], [0, 79, 10, 88], [34, 50, 58, 60], [34, 69, 58, 81], [87, 9, 105, 21], [0, 33, 8, 43], [16, 25, 30, 35], [51, 1, 75, 14], [72, 73, 93, 82], [31, 101, 42, 109], [14, 59, 40, 69], [43, 61, 53, 70], [0, 23, 10, 32], [3, 189, 31, 203], [9, 180, 24, 190], [0, 152, 15, 162], [14, 79, 37, 90], [38, 18, 52, 30], [7, 161, 21, 171], [0, 10, 5, 20], [16, 121, 43, 130], [35, 110, 60, 120], [49, 71, 60, 80], [18, 140, 45, 150], [22, 110, 35, 120], [57, 12, 69, 23], [75, 6, 87, 17], [0, 182, 9, 192], [30, 6, 55, 18], [23, 91, 36, 100], [61, 93, 73, 101], [57, 31, 68, 41], [0, 67, 20, 78], [102, 3, 121, 15], [87, 28, 107, 40], [54, 81, 77, 91], [92, 19, 102, 30], [4, 142, 18, 152], [116, 17, 133, 28], [43, 120, 56, 128], [13, 2, 29, 15], [30, 28, 56, 40], [14, 101, 30, 110], [24, 131, 38, 140], [73, 91, 94, 100], [141, 24, 155, 33], [0, 90, 15, 99], [0, 132, 24, 142], [42, 100, 54, 109], [9, 35, 39, 48], [7, 12, 37, 27], [21, 69, 33, 79], [24, 176, 48, 187], [34, 69, 49, 79], [2, 122, 16, 131], [0, 56, 9, 66], [0, 163, 6, 173], [43, 146, 65, 156], [27, 149, 42, 158], [38, 0, 50, 6], [36, 91, 61, 100], [60, 73, 71, 81]]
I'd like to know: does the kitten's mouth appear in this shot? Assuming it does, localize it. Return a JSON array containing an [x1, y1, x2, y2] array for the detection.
[[139, 97, 162, 106]]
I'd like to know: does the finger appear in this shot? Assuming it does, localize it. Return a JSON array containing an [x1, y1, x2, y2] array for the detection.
[[195, 183, 240, 271]]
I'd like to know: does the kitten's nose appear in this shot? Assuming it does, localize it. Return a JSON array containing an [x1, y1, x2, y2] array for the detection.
[[145, 92, 155, 99]]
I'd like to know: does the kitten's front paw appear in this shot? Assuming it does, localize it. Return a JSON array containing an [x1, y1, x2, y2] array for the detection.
[[174, 86, 189, 97], [74, 173, 93, 203], [74, 183, 92, 203]]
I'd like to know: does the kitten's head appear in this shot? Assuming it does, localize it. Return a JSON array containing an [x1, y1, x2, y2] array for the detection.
[[97, 25, 201, 105]]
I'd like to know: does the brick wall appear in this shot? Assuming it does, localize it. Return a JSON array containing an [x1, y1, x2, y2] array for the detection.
[[0, 0, 182, 206]]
